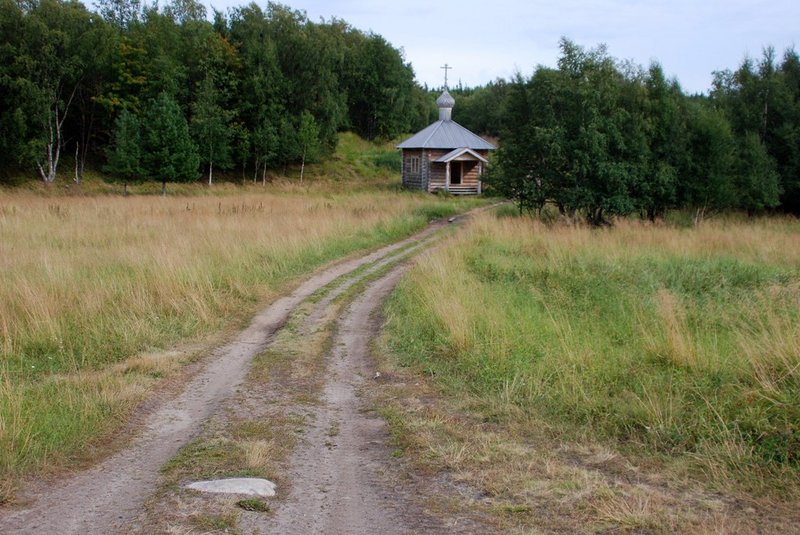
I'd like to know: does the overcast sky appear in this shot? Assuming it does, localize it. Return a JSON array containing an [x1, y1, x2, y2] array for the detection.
[[209, 0, 799, 95]]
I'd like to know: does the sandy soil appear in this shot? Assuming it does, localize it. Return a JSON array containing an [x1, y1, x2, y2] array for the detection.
[[264, 265, 446, 534], [0, 214, 486, 535]]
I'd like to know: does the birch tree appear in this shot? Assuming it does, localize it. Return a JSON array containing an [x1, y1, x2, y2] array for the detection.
[[5, 0, 98, 183], [191, 76, 233, 185], [297, 111, 320, 183]]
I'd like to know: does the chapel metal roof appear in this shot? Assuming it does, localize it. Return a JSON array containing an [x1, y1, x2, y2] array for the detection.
[[396, 120, 496, 150]]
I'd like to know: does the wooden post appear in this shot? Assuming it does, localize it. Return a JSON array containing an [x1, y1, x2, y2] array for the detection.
[[422, 150, 428, 191], [445, 161, 450, 192]]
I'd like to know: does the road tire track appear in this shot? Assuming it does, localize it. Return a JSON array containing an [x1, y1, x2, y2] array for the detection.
[[265, 264, 446, 534], [0, 219, 452, 535]]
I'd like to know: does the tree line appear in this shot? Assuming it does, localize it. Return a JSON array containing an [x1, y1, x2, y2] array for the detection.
[[0, 0, 435, 187], [456, 39, 800, 221]]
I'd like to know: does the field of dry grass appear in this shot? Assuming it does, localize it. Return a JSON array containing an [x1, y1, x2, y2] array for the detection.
[[0, 185, 481, 501], [383, 210, 800, 532]]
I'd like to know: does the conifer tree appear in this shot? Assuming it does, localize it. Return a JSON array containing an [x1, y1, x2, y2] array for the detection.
[[141, 92, 199, 194], [104, 108, 142, 193]]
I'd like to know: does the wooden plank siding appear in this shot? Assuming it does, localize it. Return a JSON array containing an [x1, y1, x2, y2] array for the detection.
[[426, 149, 449, 193], [431, 149, 487, 194], [401, 149, 425, 190], [400, 148, 490, 195]]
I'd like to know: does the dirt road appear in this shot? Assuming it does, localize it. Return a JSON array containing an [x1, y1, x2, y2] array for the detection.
[[265, 265, 444, 534], [0, 214, 485, 534]]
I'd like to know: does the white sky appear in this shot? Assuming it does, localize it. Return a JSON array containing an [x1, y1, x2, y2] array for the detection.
[[207, 0, 799, 95]]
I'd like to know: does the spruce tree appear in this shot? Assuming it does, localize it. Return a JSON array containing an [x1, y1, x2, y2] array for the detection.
[[142, 92, 199, 195], [104, 108, 142, 192]]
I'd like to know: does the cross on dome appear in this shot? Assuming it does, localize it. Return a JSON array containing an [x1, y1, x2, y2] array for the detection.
[[440, 63, 452, 89]]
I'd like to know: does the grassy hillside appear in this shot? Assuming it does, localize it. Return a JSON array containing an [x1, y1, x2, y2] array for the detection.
[[1, 132, 403, 196], [383, 211, 800, 528]]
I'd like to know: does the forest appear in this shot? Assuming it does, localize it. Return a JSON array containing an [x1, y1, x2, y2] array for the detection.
[[0, 0, 434, 187], [452, 40, 800, 221], [1, 0, 799, 222]]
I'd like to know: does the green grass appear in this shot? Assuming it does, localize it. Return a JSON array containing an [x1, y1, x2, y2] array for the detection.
[[305, 132, 404, 184], [161, 438, 262, 480], [191, 512, 240, 533], [236, 498, 270, 512], [0, 177, 483, 500], [0, 129, 492, 503], [384, 213, 800, 495], [0, 131, 402, 195]]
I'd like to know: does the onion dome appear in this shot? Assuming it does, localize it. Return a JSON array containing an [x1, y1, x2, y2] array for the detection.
[[436, 90, 455, 121]]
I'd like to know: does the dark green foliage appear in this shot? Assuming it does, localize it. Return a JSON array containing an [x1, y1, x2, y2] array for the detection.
[[0, 0, 108, 181], [298, 111, 321, 162], [733, 132, 782, 214], [0, 0, 427, 184], [771, 50, 800, 213], [340, 32, 420, 140], [679, 100, 736, 218], [711, 47, 800, 214], [251, 120, 278, 181], [297, 110, 321, 182], [3, 0, 800, 204], [451, 80, 508, 137], [0, 0, 33, 173], [191, 75, 234, 184], [104, 109, 142, 182], [96, 0, 142, 28], [635, 64, 684, 220], [490, 41, 652, 223], [141, 92, 199, 188], [491, 39, 800, 220], [485, 74, 551, 214]]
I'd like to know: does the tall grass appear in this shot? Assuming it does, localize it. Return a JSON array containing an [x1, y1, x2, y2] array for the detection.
[[385, 213, 800, 493], [0, 187, 479, 496]]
